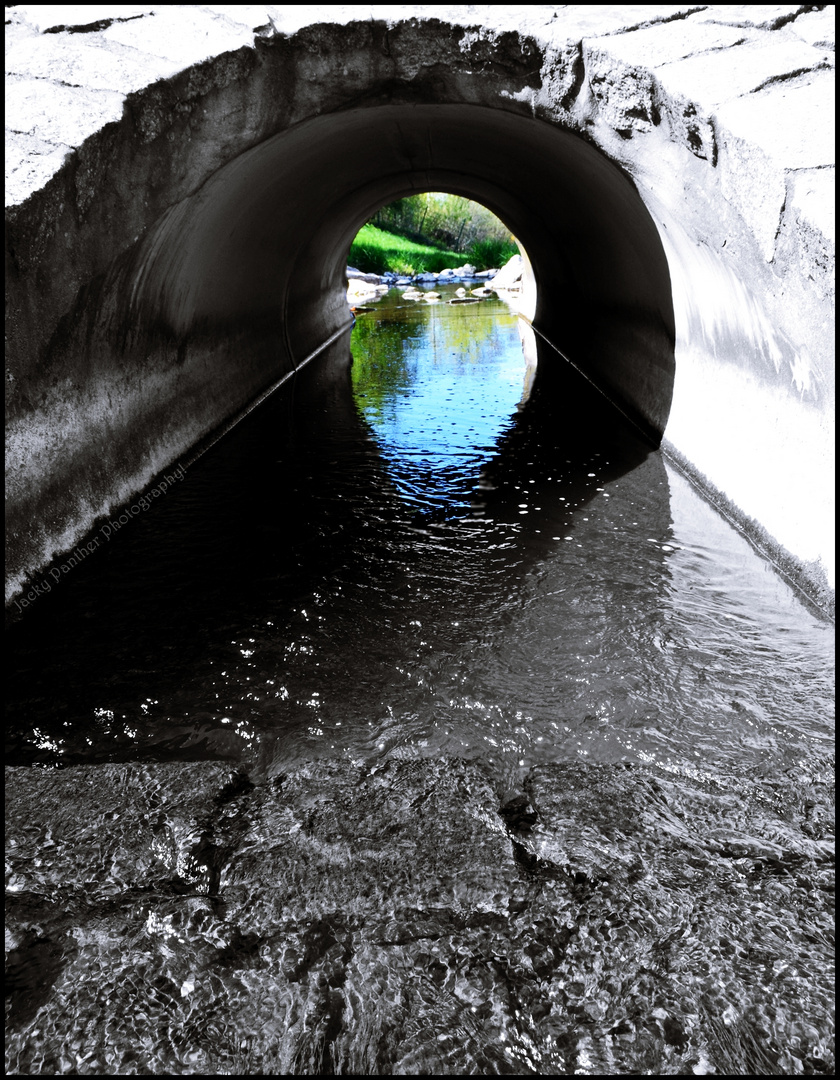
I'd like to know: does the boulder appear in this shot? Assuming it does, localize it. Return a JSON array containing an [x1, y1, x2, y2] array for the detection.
[[347, 278, 381, 303], [488, 254, 523, 291], [346, 267, 381, 284]]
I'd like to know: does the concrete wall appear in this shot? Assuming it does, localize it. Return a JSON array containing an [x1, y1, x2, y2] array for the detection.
[[5, 5, 835, 605]]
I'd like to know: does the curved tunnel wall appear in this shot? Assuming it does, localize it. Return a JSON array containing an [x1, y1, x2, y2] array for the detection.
[[7, 96, 675, 604], [6, 13, 834, 606], [127, 103, 675, 432]]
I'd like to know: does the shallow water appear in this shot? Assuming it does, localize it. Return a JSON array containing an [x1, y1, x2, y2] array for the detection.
[[5, 283, 835, 1075], [6, 285, 833, 787]]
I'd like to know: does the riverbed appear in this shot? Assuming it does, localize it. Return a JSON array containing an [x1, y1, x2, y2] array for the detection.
[[5, 283, 835, 1075]]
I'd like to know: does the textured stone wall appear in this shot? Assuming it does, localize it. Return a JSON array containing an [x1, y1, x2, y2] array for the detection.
[[5, 4, 835, 602]]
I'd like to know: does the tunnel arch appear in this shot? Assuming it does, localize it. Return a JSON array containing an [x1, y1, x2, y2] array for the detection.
[[7, 9, 834, 609], [7, 22, 687, 606], [124, 102, 675, 443]]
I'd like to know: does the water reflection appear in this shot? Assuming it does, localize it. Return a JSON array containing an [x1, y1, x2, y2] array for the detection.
[[5, 285, 833, 798]]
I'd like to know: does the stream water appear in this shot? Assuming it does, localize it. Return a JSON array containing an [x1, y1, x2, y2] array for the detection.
[[6, 286, 833, 782], [5, 283, 835, 1075]]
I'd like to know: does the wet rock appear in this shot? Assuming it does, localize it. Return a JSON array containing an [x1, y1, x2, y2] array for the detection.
[[346, 268, 381, 284], [5, 756, 834, 1075]]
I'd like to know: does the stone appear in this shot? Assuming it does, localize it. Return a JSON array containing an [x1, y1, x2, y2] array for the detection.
[[788, 167, 835, 248], [10, 4, 155, 34], [715, 68, 836, 170], [101, 5, 256, 66], [346, 268, 381, 284], [585, 16, 762, 69], [4, 27, 182, 93], [655, 37, 833, 107], [5, 756, 834, 1075], [694, 4, 819, 31], [488, 253, 524, 291], [788, 6, 836, 50], [5, 76, 124, 159]]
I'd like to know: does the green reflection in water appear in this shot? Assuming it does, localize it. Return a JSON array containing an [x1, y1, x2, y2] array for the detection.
[[350, 289, 520, 420], [349, 286, 529, 513]]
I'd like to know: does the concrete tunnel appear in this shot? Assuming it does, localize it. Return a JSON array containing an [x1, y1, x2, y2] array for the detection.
[[10, 11, 832, 609], [7, 97, 677, 605], [126, 101, 675, 441]]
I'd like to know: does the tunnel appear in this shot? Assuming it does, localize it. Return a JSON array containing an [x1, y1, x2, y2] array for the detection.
[[7, 90, 676, 605], [6, 9, 835, 610], [124, 102, 676, 440]]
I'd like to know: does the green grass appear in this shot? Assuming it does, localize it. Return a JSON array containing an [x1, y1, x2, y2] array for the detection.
[[466, 237, 520, 272], [348, 223, 464, 276]]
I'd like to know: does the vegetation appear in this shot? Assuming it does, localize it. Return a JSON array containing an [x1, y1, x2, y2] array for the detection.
[[349, 223, 461, 277], [350, 194, 520, 275]]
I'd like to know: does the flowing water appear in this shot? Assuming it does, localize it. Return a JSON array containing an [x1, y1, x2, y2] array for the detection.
[[5, 284, 834, 1075], [6, 286, 833, 781]]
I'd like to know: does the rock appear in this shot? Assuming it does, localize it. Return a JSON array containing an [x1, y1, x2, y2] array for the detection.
[[471, 286, 493, 297], [346, 268, 381, 284], [423, 291, 442, 300], [5, 756, 834, 1075], [346, 278, 381, 303], [456, 286, 466, 296], [488, 254, 523, 291]]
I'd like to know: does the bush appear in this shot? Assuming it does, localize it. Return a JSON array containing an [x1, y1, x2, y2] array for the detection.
[[466, 237, 520, 271], [349, 243, 388, 275]]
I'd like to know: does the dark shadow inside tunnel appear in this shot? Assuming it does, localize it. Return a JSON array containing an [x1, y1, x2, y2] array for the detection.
[[7, 99, 676, 618], [115, 103, 676, 445], [5, 319, 667, 769]]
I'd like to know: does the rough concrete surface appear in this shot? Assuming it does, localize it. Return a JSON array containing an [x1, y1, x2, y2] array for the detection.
[[5, 5, 835, 603], [5, 755, 834, 1074]]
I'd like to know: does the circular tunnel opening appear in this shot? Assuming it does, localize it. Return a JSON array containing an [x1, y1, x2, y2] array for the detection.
[[122, 104, 674, 446]]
